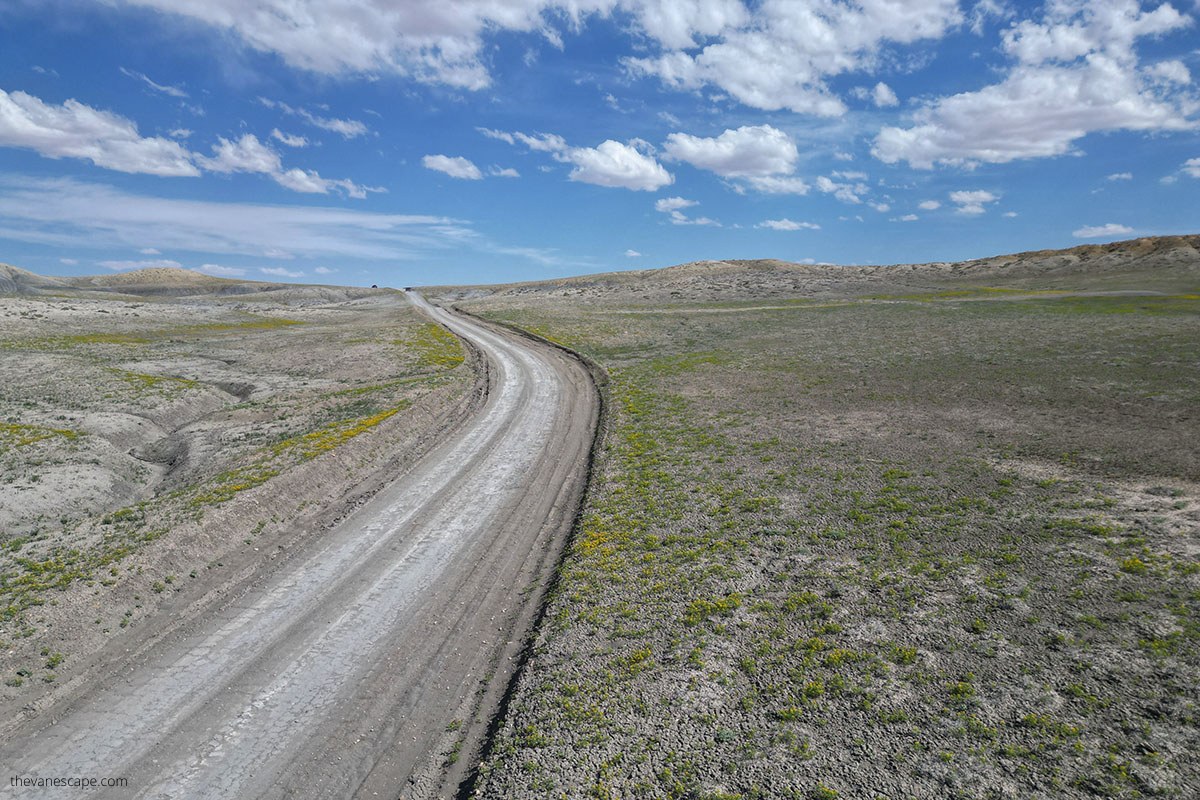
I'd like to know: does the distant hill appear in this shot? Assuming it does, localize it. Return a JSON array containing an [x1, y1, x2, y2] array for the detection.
[[0, 265, 391, 303], [424, 234, 1200, 303]]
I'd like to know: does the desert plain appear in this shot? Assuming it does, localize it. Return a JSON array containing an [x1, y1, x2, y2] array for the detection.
[[1, 235, 1198, 799]]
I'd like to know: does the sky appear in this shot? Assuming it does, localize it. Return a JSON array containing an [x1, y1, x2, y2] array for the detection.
[[0, 0, 1198, 287]]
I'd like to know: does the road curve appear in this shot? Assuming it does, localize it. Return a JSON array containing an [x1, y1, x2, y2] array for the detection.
[[0, 292, 598, 799]]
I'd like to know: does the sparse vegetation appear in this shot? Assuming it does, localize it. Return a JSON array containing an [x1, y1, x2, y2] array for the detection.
[[0, 289, 476, 691], [464, 270, 1199, 798]]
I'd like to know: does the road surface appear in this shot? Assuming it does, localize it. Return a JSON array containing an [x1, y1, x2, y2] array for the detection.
[[1, 292, 598, 799]]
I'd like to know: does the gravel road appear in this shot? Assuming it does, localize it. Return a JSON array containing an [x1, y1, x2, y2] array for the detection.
[[0, 292, 599, 799]]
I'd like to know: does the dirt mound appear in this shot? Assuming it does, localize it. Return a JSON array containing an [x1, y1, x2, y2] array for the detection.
[[0, 263, 73, 295]]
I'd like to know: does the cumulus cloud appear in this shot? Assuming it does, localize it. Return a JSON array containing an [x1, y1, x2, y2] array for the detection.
[[139, 247, 161, 254], [741, 175, 810, 194], [565, 139, 673, 190], [755, 218, 819, 231], [663, 125, 798, 177], [1073, 222, 1133, 238], [1106, 172, 1133, 180], [118, 0, 957, 114], [918, 199, 941, 210], [1182, 157, 1200, 178], [261, 266, 304, 278], [624, 249, 642, 257], [853, 82, 899, 107], [0, 88, 199, 176], [495, 128, 673, 191], [200, 133, 373, 196], [0, 89, 373, 196], [895, 213, 918, 221], [489, 166, 520, 177], [314, 266, 335, 274], [949, 189, 999, 214], [627, 0, 960, 115], [423, 154, 483, 180], [654, 196, 697, 212], [654, 195, 717, 225], [816, 174, 868, 204], [271, 128, 308, 147], [872, 1, 1196, 168], [1146, 59, 1191, 85]]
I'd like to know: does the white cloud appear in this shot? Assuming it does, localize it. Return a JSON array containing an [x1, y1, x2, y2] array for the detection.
[[755, 218, 819, 231], [477, 127, 516, 144], [566, 139, 673, 191], [139, 247, 161, 254], [872, 1, 1196, 168], [271, 128, 309, 147], [0, 88, 199, 176], [168, 128, 192, 139], [869, 201, 890, 212], [624, 249, 642, 257], [513, 131, 569, 152], [0, 176, 469, 262], [1002, 211, 1018, 217], [1073, 222, 1133, 238], [125, 1, 958, 115], [261, 266, 304, 278], [201, 133, 372, 196], [1182, 157, 1200, 178], [1106, 172, 1133, 181], [833, 151, 854, 161], [423, 154, 483, 180], [896, 213, 918, 221], [202, 134, 281, 175], [666, 211, 719, 226], [949, 189, 999, 214], [918, 199, 941, 210], [740, 175, 810, 194], [258, 97, 368, 138], [654, 196, 697, 212], [262, 247, 294, 259], [855, 81, 899, 107], [654, 195, 717, 226], [663, 125, 798, 177], [196, 263, 247, 277], [487, 127, 670, 190], [119, 67, 188, 98], [816, 175, 868, 204], [1147, 59, 1191, 85], [627, 0, 961, 116], [314, 266, 335, 274], [872, 81, 899, 107], [489, 166, 520, 177], [98, 258, 184, 271], [59, 258, 78, 265]]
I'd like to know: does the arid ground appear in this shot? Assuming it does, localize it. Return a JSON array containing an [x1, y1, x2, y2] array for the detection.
[[0, 267, 483, 725], [430, 235, 1200, 799], [1, 235, 1197, 800]]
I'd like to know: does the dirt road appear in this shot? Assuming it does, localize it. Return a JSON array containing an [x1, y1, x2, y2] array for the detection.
[[0, 292, 599, 799]]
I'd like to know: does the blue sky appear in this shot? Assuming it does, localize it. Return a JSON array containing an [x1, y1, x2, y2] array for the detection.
[[1, 0, 1198, 287]]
